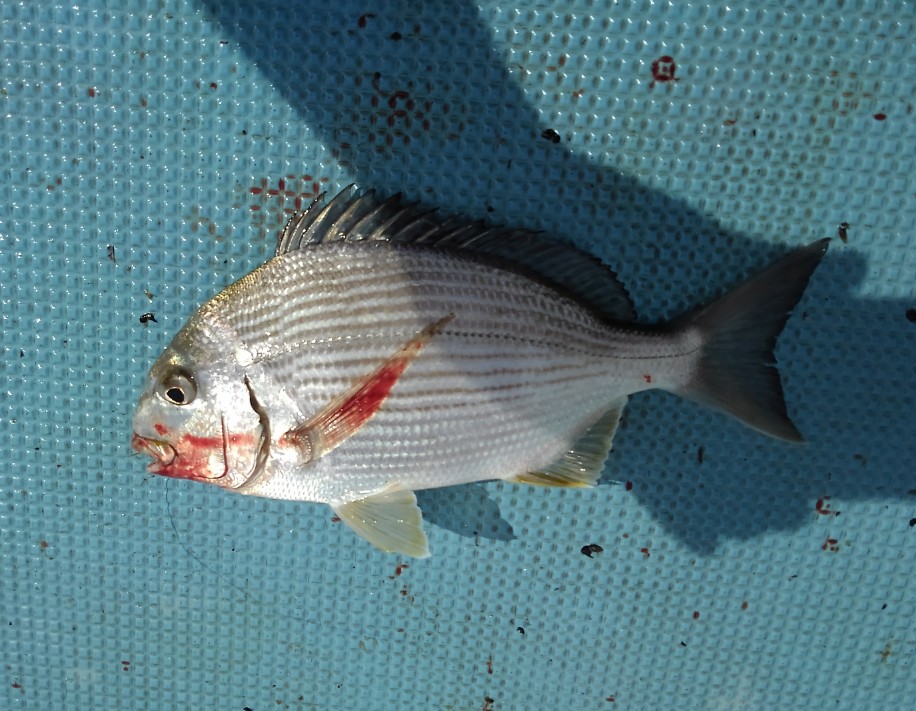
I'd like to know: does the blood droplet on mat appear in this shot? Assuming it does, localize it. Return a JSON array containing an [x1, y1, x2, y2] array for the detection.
[[650, 56, 678, 87]]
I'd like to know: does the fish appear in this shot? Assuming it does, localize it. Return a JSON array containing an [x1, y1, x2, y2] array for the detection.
[[131, 187, 829, 557]]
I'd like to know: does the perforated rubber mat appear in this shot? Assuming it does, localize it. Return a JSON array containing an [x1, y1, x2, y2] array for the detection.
[[1, 1, 914, 709]]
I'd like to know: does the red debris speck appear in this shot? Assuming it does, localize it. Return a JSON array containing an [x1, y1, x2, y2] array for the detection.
[[358, 13, 375, 28], [821, 536, 839, 552], [11, 682, 22, 690], [650, 56, 678, 87], [643, 374, 652, 384], [741, 600, 748, 610], [625, 481, 633, 491], [210, 82, 217, 90], [874, 113, 887, 121], [815, 497, 839, 516], [607, 697, 616, 703], [388, 563, 409, 579], [640, 547, 650, 558], [486, 655, 493, 674], [88, 87, 96, 97], [330, 515, 341, 523], [837, 221, 850, 242], [692, 611, 700, 620]]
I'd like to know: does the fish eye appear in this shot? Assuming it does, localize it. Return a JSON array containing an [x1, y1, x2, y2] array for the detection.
[[159, 370, 197, 406]]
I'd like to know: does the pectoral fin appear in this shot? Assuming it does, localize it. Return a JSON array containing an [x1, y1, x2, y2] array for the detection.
[[333, 489, 430, 558], [283, 314, 454, 461], [510, 398, 626, 488]]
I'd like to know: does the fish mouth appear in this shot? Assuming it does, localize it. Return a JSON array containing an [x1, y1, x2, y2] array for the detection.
[[131, 433, 177, 472]]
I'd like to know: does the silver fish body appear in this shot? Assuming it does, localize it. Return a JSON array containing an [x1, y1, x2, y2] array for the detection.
[[132, 188, 829, 557]]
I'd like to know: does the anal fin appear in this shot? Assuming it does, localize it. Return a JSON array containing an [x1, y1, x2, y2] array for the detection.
[[510, 398, 626, 488], [333, 489, 430, 558]]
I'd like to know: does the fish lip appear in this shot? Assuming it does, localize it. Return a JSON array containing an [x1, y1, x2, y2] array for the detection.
[[131, 433, 177, 471]]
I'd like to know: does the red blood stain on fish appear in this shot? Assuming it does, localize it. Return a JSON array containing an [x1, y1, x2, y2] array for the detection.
[[154, 423, 168, 436], [288, 316, 453, 456], [650, 56, 678, 88], [148, 431, 255, 481], [339, 363, 409, 427]]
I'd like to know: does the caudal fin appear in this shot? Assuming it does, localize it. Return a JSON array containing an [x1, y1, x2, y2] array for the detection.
[[673, 239, 830, 441]]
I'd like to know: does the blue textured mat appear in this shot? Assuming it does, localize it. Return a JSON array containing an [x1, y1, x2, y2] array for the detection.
[[1, 1, 914, 709]]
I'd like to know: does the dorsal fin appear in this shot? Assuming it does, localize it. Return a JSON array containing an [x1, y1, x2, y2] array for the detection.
[[276, 187, 635, 322]]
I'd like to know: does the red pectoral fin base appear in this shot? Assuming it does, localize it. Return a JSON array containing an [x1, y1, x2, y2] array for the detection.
[[282, 314, 454, 460]]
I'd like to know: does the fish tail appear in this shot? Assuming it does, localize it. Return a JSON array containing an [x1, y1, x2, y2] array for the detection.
[[671, 239, 830, 441]]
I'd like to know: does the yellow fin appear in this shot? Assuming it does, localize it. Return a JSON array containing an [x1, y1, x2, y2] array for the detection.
[[510, 398, 626, 488], [510, 470, 593, 488], [332, 489, 430, 558]]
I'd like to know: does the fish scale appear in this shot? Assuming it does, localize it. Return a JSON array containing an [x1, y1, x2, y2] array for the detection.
[[131, 188, 829, 557]]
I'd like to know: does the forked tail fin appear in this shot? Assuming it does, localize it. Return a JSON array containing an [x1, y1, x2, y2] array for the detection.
[[672, 239, 830, 441]]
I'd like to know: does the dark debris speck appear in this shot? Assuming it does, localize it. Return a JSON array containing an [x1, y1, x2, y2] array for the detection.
[[837, 221, 850, 242], [541, 128, 561, 143], [905, 308, 916, 323], [139, 312, 157, 325], [581, 543, 604, 558]]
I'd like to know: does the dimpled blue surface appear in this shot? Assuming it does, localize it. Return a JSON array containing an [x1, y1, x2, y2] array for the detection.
[[0, 1, 914, 708]]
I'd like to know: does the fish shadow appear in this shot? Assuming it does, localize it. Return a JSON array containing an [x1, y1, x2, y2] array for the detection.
[[199, 0, 914, 553]]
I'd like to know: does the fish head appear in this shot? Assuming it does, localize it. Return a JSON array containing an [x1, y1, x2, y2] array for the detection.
[[131, 335, 264, 489]]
